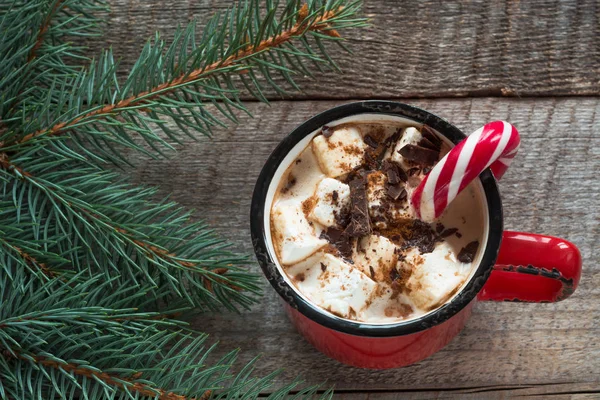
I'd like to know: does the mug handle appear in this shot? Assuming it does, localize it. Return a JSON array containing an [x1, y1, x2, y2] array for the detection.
[[477, 231, 582, 302]]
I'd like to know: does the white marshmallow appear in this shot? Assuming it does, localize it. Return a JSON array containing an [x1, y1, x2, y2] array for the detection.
[[362, 285, 419, 322], [405, 243, 470, 310], [390, 127, 423, 169], [308, 178, 350, 227], [312, 126, 367, 177], [354, 235, 398, 282], [288, 252, 377, 319], [271, 200, 327, 265], [278, 146, 325, 200]]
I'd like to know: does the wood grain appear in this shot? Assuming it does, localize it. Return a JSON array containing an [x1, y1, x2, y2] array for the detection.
[[91, 0, 600, 99], [125, 98, 600, 395]]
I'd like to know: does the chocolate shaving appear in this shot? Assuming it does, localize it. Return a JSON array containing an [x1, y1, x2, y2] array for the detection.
[[421, 125, 442, 147], [363, 149, 378, 170], [331, 190, 339, 204], [345, 177, 371, 237], [435, 223, 445, 234], [385, 182, 406, 201], [295, 272, 305, 282], [322, 125, 334, 138], [363, 134, 379, 149], [398, 144, 439, 167], [455, 232, 463, 238], [389, 267, 401, 282], [417, 136, 439, 151], [393, 220, 440, 254], [373, 128, 402, 163], [369, 265, 375, 280], [382, 160, 407, 184], [457, 240, 479, 263], [320, 227, 353, 259], [320, 262, 327, 272], [440, 228, 459, 238]]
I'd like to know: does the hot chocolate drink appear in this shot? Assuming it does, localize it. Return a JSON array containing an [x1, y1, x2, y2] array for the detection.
[[270, 121, 485, 323]]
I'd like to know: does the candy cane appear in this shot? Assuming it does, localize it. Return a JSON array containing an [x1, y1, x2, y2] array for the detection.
[[411, 121, 520, 222]]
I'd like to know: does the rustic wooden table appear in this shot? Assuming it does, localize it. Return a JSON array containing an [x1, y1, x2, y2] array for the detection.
[[104, 1, 599, 398]]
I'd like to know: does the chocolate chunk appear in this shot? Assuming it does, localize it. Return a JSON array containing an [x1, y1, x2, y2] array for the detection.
[[398, 144, 439, 167], [457, 240, 479, 263], [382, 160, 407, 184], [455, 232, 463, 238], [333, 207, 351, 228], [385, 182, 406, 201], [320, 227, 353, 259], [435, 223, 445, 234], [417, 137, 439, 151], [331, 190, 339, 204], [295, 272, 306, 282], [440, 228, 459, 238], [389, 267, 401, 282], [320, 262, 327, 272], [344, 177, 371, 237], [363, 134, 379, 149], [421, 125, 442, 147], [369, 265, 375, 280], [295, 159, 302, 164], [322, 125, 333, 138]]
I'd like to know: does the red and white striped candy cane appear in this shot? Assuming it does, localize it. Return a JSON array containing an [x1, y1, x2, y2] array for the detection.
[[411, 121, 520, 222]]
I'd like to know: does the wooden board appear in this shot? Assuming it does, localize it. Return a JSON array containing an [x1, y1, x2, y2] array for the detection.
[[126, 98, 600, 396], [92, 0, 600, 99]]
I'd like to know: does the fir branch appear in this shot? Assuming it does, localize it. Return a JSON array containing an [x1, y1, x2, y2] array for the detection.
[[2, 242, 56, 279], [23, 3, 336, 142], [27, 0, 65, 63], [0, 0, 365, 397], [13, 0, 365, 152], [0, 150, 260, 310], [8, 351, 210, 400], [0, 270, 320, 399]]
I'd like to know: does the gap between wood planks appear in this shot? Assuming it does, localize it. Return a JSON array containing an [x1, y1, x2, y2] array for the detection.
[[254, 382, 600, 397]]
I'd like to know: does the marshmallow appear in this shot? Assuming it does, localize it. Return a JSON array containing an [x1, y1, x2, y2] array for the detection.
[[390, 127, 423, 169], [354, 235, 398, 282], [288, 252, 377, 319], [405, 243, 470, 310], [312, 126, 367, 177], [308, 178, 350, 227], [271, 200, 327, 265], [278, 147, 326, 200], [361, 285, 418, 322]]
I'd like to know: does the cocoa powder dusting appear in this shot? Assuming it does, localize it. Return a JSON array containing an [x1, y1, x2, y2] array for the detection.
[[301, 196, 316, 218]]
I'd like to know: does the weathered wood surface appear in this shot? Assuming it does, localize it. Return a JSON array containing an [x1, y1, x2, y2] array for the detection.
[[97, 0, 600, 99], [127, 98, 600, 397]]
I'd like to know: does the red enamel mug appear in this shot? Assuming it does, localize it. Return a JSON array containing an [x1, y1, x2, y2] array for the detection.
[[250, 101, 582, 369]]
